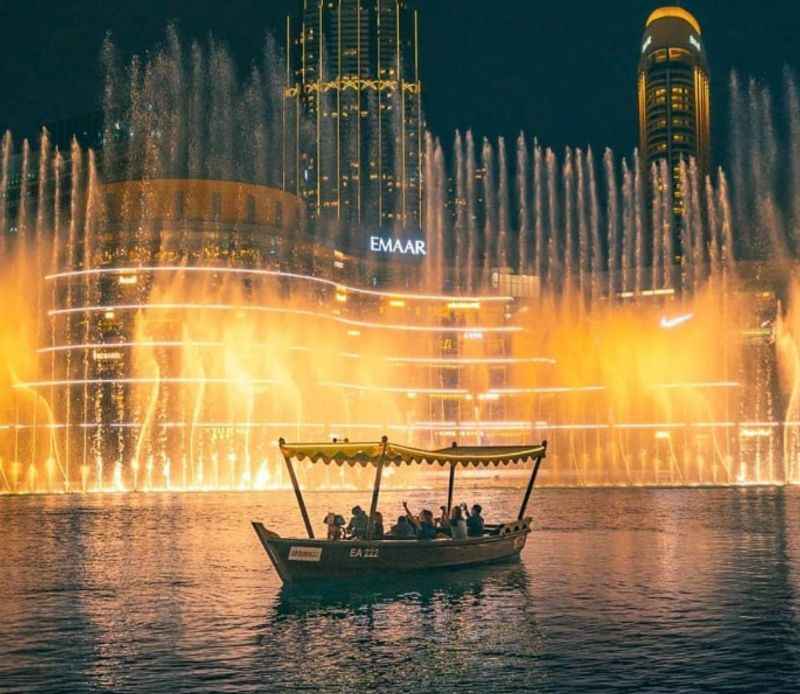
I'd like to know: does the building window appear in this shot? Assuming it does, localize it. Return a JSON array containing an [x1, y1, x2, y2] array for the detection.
[[669, 48, 691, 61]]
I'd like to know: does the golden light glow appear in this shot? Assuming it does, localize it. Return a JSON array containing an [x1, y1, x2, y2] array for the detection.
[[0, 151, 791, 495], [646, 7, 701, 35], [386, 356, 556, 366], [4, 250, 785, 493], [651, 382, 740, 390], [15, 377, 279, 389], [49, 302, 522, 334], [47, 266, 512, 303], [488, 386, 606, 396], [319, 381, 468, 396]]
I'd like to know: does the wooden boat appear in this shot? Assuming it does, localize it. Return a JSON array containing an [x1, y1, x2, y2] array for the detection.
[[252, 437, 547, 584]]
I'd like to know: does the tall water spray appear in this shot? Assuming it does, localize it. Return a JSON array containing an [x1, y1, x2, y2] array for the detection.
[[533, 143, 544, 284], [562, 149, 575, 295], [497, 137, 510, 270], [517, 134, 530, 274], [465, 131, 477, 293], [651, 163, 663, 293], [481, 138, 497, 287], [3, 26, 800, 491], [454, 131, 466, 286], [621, 158, 633, 295], [604, 149, 619, 300]]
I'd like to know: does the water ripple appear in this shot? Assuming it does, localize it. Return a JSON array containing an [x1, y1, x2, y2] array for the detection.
[[1, 488, 800, 692]]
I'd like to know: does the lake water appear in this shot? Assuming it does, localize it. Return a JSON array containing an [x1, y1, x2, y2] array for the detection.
[[2, 487, 800, 692]]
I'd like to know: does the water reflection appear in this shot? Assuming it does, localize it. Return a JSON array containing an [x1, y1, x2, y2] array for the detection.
[[272, 562, 530, 616], [4, 489, 800, 692], [259, 564, 546, 691]]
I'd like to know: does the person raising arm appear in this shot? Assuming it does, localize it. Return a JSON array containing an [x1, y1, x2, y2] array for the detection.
[[403, 501, 438, 541], [462, 503, 485, 537]]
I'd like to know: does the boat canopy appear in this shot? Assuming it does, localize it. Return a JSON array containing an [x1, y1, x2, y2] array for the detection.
[[278, 438, 547, 468]]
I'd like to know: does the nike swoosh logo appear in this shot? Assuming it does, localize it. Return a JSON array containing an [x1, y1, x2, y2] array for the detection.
[[660, 313, 694, 329]]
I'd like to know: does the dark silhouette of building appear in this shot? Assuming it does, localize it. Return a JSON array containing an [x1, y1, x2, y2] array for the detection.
[[284, 1, 423, 252]]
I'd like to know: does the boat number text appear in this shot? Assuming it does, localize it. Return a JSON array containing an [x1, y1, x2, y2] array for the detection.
[[350, 548, 380, 559]]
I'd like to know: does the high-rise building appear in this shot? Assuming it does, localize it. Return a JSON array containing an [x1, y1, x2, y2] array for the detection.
[[284, 1, 423, 253], [637, 7, 710, 213]]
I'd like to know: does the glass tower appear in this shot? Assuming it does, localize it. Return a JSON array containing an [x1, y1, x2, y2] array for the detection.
[[284, 0, 423, 253], [638, 7, 711, 215]]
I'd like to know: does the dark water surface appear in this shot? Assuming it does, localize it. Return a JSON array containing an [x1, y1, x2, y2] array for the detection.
[[2, 487, 800, 692]]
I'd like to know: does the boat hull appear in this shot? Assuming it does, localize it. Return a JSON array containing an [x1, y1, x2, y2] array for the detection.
[[252, 519, 532, 584]]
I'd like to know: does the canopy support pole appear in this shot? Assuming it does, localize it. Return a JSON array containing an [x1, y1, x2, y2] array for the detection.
[[279, 437, 314, 539], [518, 442, 547, 520], [367, 436, 389, 540], [446, 462, 456, 516]]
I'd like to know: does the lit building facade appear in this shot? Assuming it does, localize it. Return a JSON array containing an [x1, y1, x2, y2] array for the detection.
[[638, 7, 711, 214], [2, 6, 794, 493], [283, 0, 423, 253]]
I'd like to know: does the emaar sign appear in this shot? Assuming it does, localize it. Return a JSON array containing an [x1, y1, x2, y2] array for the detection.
[[369, 235, 427, 256]]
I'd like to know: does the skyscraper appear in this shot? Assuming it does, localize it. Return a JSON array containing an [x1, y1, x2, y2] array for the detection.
[[284, 1, 423, 252], [638, 7, 710, 214]]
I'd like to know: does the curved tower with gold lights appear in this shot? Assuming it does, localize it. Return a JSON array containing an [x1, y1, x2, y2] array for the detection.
[[638, 7, 711, 216]]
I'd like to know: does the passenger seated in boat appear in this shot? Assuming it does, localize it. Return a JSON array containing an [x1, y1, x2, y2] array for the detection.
[[324, 512, 345, 541], [463, 503, 485, 537], [437, 506, 451, 531], [387, 515, 416, 540], [370, 511, 384, 540], [403, 502, 438, 541], [346, 506, 369, 540], [418, 510, 438, 540], [449, 505, 468, 540]]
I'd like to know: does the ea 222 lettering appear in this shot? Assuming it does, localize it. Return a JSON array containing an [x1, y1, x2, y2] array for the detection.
[[350, 547, 380, 559]]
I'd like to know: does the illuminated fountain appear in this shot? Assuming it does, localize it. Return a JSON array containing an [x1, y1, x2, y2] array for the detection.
[[0, 29, 799, 492]]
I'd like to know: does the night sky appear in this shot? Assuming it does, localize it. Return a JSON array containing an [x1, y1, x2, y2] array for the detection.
[[0, 1, 797, 164]]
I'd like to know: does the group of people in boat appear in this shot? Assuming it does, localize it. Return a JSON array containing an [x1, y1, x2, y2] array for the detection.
[[324, 501, 485, 541]]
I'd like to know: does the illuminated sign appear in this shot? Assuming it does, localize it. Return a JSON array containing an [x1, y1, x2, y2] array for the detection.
[[642, 35, 653, 53], [369, 236, 427, 256], [660, 313, 694, 329], [689, 35, 701, 51]]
